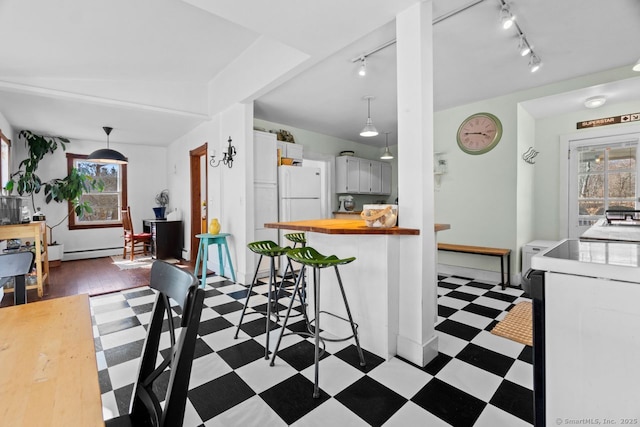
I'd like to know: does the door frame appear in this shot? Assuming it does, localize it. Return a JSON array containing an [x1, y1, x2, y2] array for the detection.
[[560, 124, 640, 238], [190, 144, 207, 262]]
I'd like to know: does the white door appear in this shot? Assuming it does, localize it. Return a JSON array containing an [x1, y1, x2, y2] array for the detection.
[[568, 136, 640, 238], [279, 166, 321, 198]]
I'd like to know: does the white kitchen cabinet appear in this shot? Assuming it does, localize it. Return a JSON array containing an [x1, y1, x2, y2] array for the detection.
[[254, 131, 277, 184], [253, 131, 278, 277], [277, 140, 303, 163], [369, 161, 382, 194], [380, 162, 391, 195], [336, 156, 360, 193], [336, 155, 390, 195]]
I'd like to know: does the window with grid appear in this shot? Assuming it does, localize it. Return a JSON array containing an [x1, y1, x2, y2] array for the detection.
[[569, 139, 638, 237], [67, 153, 128, 230]]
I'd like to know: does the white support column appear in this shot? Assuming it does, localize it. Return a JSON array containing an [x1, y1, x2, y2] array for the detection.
[[395, 1, 438, 367]]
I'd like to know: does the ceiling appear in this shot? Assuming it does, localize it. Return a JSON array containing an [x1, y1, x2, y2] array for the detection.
[[1, 0, 639, 149]]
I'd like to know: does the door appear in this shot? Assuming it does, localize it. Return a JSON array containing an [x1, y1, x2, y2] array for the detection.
[[189, 144, 207, 261], [568, 136, 640, 238]]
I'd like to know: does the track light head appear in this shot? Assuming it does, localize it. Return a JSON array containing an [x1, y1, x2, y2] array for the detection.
[[358, 57, 367, 77], [518, 36, 531, 57], [528, 53, 542, 73], [500, 5, 515, 29]]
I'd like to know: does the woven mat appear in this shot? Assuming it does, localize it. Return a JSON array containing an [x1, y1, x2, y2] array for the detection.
[[491, 301, 533, 346]]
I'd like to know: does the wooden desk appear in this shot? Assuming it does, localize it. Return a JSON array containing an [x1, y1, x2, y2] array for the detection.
[[0, 294, 103, 426], [0, 221, 49, 297]]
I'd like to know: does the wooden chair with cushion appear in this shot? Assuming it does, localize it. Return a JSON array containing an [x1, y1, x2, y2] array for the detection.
[[105, 260, 204, 427], [122, 206, 152, 261]]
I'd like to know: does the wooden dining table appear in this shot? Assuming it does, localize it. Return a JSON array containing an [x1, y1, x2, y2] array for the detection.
[[0, 294, 104, 426]]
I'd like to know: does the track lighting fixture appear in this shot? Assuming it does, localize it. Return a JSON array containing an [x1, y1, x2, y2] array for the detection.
[[518, 35, 531, 56], [500, 4, 515, 29], [358, 57, 367, 77], [528, 53, 542, 73], [360, 96, 378, 137], [380, 132, 393, 160], [87, 126, 128, 164]]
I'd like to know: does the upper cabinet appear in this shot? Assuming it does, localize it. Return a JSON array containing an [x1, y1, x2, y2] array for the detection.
[[336, 156, 391, 195], [277, 140, 303, 165], [254, 131, 277, 184]]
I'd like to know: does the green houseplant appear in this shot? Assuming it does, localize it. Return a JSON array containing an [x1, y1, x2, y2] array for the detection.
[[4, 130, 103, 256]]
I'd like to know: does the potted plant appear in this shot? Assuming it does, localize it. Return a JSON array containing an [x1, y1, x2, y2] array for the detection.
[[4, 130, 103, 265], [154, 189, 169, 219]]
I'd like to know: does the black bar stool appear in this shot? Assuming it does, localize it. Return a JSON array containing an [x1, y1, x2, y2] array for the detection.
[[270, 246, 366, 398], [235, 240, 298, 359]]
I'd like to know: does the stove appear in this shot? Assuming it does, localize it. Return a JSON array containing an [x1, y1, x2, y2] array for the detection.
[[580, 210, 640, 242]]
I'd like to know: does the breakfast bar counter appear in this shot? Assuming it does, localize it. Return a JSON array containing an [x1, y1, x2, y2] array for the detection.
[[265, 219, 450, 360], [265, 218, 449, 235]]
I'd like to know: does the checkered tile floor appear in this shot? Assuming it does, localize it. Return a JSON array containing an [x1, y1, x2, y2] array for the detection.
[[91, 273, 533, 426]]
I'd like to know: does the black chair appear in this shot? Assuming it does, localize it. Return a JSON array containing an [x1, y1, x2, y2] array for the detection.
[[106, 260, 204, 427], [0, 252, 34, 305]]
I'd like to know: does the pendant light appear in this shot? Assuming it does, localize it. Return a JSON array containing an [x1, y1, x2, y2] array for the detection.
[[360, 96, 379, 137], [87, 126, 128, 164], [380, 132, 393, 160]]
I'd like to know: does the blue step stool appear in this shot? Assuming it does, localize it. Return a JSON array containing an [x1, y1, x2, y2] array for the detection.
[[194, 233, 236, 287]]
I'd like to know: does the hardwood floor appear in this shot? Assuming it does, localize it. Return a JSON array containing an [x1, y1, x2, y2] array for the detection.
[[1, 257, 198, 307]]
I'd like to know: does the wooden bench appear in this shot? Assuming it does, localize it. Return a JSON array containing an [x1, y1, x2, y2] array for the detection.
[[437, 243, 511, 290]]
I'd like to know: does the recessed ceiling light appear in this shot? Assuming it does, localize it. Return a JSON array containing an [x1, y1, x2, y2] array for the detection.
[[584, 96, 607, 109], [633, 58, 640, 72]]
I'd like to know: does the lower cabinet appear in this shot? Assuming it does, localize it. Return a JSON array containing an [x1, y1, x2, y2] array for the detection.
[[143, 220, 182, 260]]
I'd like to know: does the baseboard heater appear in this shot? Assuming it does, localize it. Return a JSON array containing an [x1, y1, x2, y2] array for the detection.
[[62, 247, 122, 261]]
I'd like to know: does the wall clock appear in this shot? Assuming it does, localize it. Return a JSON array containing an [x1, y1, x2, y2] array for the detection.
[[456, 112, 503, 155]]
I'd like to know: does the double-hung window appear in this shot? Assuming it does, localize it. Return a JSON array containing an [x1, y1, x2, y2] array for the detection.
[[67, 153, 127, 230]]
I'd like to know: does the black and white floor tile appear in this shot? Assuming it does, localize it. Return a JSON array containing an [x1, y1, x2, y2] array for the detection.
[[91, 273, 533, 426]]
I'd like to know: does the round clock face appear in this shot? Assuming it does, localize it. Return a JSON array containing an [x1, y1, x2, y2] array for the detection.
[[456, 113, 503, 155]]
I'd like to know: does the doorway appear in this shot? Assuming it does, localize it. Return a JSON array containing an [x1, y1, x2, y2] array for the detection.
[[568, 134, 640, 238], [189, 144, 207, 262]]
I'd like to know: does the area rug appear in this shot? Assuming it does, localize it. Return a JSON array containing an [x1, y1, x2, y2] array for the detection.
[[490, 301, 533, 346], [110, 255, 179, 270]]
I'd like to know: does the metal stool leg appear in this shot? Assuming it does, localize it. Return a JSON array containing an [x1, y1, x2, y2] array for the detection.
[[234, 254, 263, 339], [270, 266, 306, 367], [334, 266, 366, 367], [313, 266, 321, 398]]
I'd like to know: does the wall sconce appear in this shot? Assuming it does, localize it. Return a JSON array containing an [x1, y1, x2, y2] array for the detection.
[[210, 136, 236, 168]]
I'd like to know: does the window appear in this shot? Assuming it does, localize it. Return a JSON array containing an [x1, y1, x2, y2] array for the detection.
[[67, 153, 128, 230], [1, 130, 10, 190], [569, 137, 639, 237]]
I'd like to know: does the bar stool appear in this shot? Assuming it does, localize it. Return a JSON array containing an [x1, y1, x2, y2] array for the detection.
[[281, 232, 307, 297], [270, 246, 366, 398], [235, 240, 302, 360], [194, 233, 236, 287]]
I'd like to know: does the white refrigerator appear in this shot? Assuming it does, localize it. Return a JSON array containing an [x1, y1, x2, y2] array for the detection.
[[278, 165, 322, 223]]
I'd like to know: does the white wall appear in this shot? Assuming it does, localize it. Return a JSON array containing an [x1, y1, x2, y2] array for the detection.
[[10, 135, 167, 259], [534, 99, 640, 240], [434, 66, 640, 280]]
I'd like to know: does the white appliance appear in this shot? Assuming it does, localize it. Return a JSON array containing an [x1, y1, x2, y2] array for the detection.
[[278, 165, 322, 222]]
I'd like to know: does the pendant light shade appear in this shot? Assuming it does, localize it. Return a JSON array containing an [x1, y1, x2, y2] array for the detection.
[[380, 132, 394, 160], [87, 127, 128, 164], [360, 96, 378, 137]]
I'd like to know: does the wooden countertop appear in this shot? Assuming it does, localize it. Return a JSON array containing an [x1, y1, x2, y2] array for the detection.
[[332, 211, 362, 215], [265, 219, 450, 235]]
